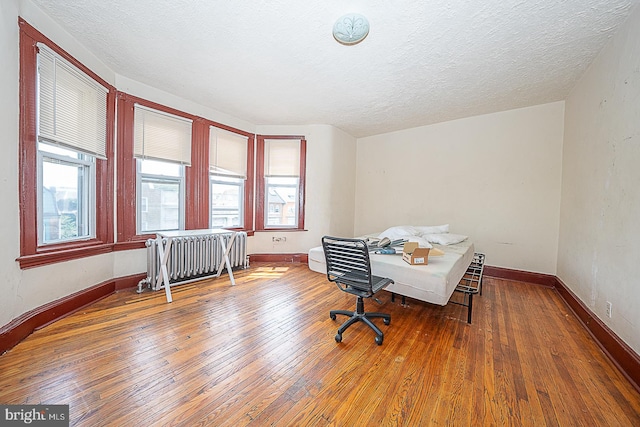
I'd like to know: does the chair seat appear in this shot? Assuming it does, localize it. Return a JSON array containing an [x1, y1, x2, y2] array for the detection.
[[371, 275, 393, 293], [322, 235, 394, 345]]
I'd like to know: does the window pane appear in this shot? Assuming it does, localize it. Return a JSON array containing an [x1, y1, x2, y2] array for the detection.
[[39, 142, 81, 158], [137, 159, 184, 234], [211, 176, 243, 228], [139, 179, 181, 232], [139, 158, 182, 177], [266, 177, 298, 227], [41, 157, 91, 243]]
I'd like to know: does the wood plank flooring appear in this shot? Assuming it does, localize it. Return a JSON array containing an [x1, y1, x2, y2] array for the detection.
[[0, 263, 639, 426]]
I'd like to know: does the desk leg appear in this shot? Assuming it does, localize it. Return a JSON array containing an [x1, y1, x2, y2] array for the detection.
[[216, 232, 237, 286], [156, 236, 173, 303]]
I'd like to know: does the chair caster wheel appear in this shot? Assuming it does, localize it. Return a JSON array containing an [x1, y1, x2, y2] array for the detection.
[[375, 335, 383, 345], [383, 318, 390, 325], [330, 313, 336, 321], [335, 333, 342, 343]]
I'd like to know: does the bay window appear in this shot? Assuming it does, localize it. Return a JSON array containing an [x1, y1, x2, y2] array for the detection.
[[256, 136, 306, 231], [18, 19, 115, 268], [20, 18, 307, 266]]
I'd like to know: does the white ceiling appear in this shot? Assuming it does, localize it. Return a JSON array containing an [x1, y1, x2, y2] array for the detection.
[[31, 0, 639, 137]]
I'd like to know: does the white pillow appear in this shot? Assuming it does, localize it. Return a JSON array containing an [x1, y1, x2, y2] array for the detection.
[[404, 236, 433, 249], [414, 224, 449, 235], [378, 226, 419, 239], [423, 233, 468, 245]]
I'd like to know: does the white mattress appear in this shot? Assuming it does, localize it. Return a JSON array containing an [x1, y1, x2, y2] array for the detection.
[[309, 239, 474, 306]]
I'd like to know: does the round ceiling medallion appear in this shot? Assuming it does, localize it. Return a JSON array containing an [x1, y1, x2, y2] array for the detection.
[[333, 13, 370, 45]]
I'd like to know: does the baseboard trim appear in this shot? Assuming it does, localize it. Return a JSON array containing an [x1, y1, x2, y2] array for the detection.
[[115, 273, 146, 291], [0, 273, 144, 354], [249, 253, 308, 263], [485, 264, 639, 393], [553, 276, 640, 393], [484, 265, 557, 287]]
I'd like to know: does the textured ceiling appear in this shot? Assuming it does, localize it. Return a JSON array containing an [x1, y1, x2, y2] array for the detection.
[[30, 0, 639, 137]]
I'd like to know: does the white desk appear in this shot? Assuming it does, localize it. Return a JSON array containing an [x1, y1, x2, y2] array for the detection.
[[156, 229, 237, 303]]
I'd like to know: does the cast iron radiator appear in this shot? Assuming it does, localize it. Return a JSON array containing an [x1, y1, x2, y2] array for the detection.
[[137, 230, 248, 293]]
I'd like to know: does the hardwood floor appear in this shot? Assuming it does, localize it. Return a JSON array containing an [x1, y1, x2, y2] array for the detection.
[[1, 263, 639, 426]]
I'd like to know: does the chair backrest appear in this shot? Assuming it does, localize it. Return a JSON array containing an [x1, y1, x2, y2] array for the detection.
[[322, 236, 373, 296]]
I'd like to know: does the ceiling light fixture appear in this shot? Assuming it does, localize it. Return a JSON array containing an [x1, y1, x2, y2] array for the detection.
[[333, 13, 370, 46]]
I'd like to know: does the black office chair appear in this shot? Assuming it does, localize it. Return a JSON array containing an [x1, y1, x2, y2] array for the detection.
[[322, 236, 393, 345]]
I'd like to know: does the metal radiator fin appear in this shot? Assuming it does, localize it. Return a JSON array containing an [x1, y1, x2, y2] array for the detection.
[[140, 231, 248, 292]]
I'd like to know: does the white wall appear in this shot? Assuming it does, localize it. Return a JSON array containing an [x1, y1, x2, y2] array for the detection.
[[558, 6, 640, 354], [0, 1, 120, 328], [250, 124, 357, 254], [116, 75, 255, 134], [1, 0, 24, 328], [355, 102, 565, 274]]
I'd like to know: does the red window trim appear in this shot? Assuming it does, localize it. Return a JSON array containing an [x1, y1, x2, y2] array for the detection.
[[18, 18, 264, 260], [17, 18, 115, 269], [206, 121, 255, 233], [188, 118, 210, 230], [255, 135, 306, 232], [115, 93, 201, 249], [114, 95, 257, 250]]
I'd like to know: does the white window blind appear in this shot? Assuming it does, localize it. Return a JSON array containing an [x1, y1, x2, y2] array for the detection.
[[209, 127, 248, 178], [134, 104, 193, 165], [264, 139, 300, 177], [37, 43, 108, 159]]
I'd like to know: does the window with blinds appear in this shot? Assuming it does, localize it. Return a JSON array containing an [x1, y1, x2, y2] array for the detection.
[[132, 105, 192, 233], [210, 127, 248, 177], [260, 138, 304, 229], [209, 127, 249, 228], [133, 104, 193, 165], [264, 139, 300, 178], [37, 43, 108, 159], [36, 44, 107, 245]]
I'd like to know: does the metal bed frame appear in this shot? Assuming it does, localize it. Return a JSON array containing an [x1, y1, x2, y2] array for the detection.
[[451, 252, 485, 323]]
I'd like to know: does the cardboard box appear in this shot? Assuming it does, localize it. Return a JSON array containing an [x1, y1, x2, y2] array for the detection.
[[402, 242, 430, 265]]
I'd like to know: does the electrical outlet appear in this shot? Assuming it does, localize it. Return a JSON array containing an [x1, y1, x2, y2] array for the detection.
[[606, 301, 612, 318], [272, 236, 286, 243]]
